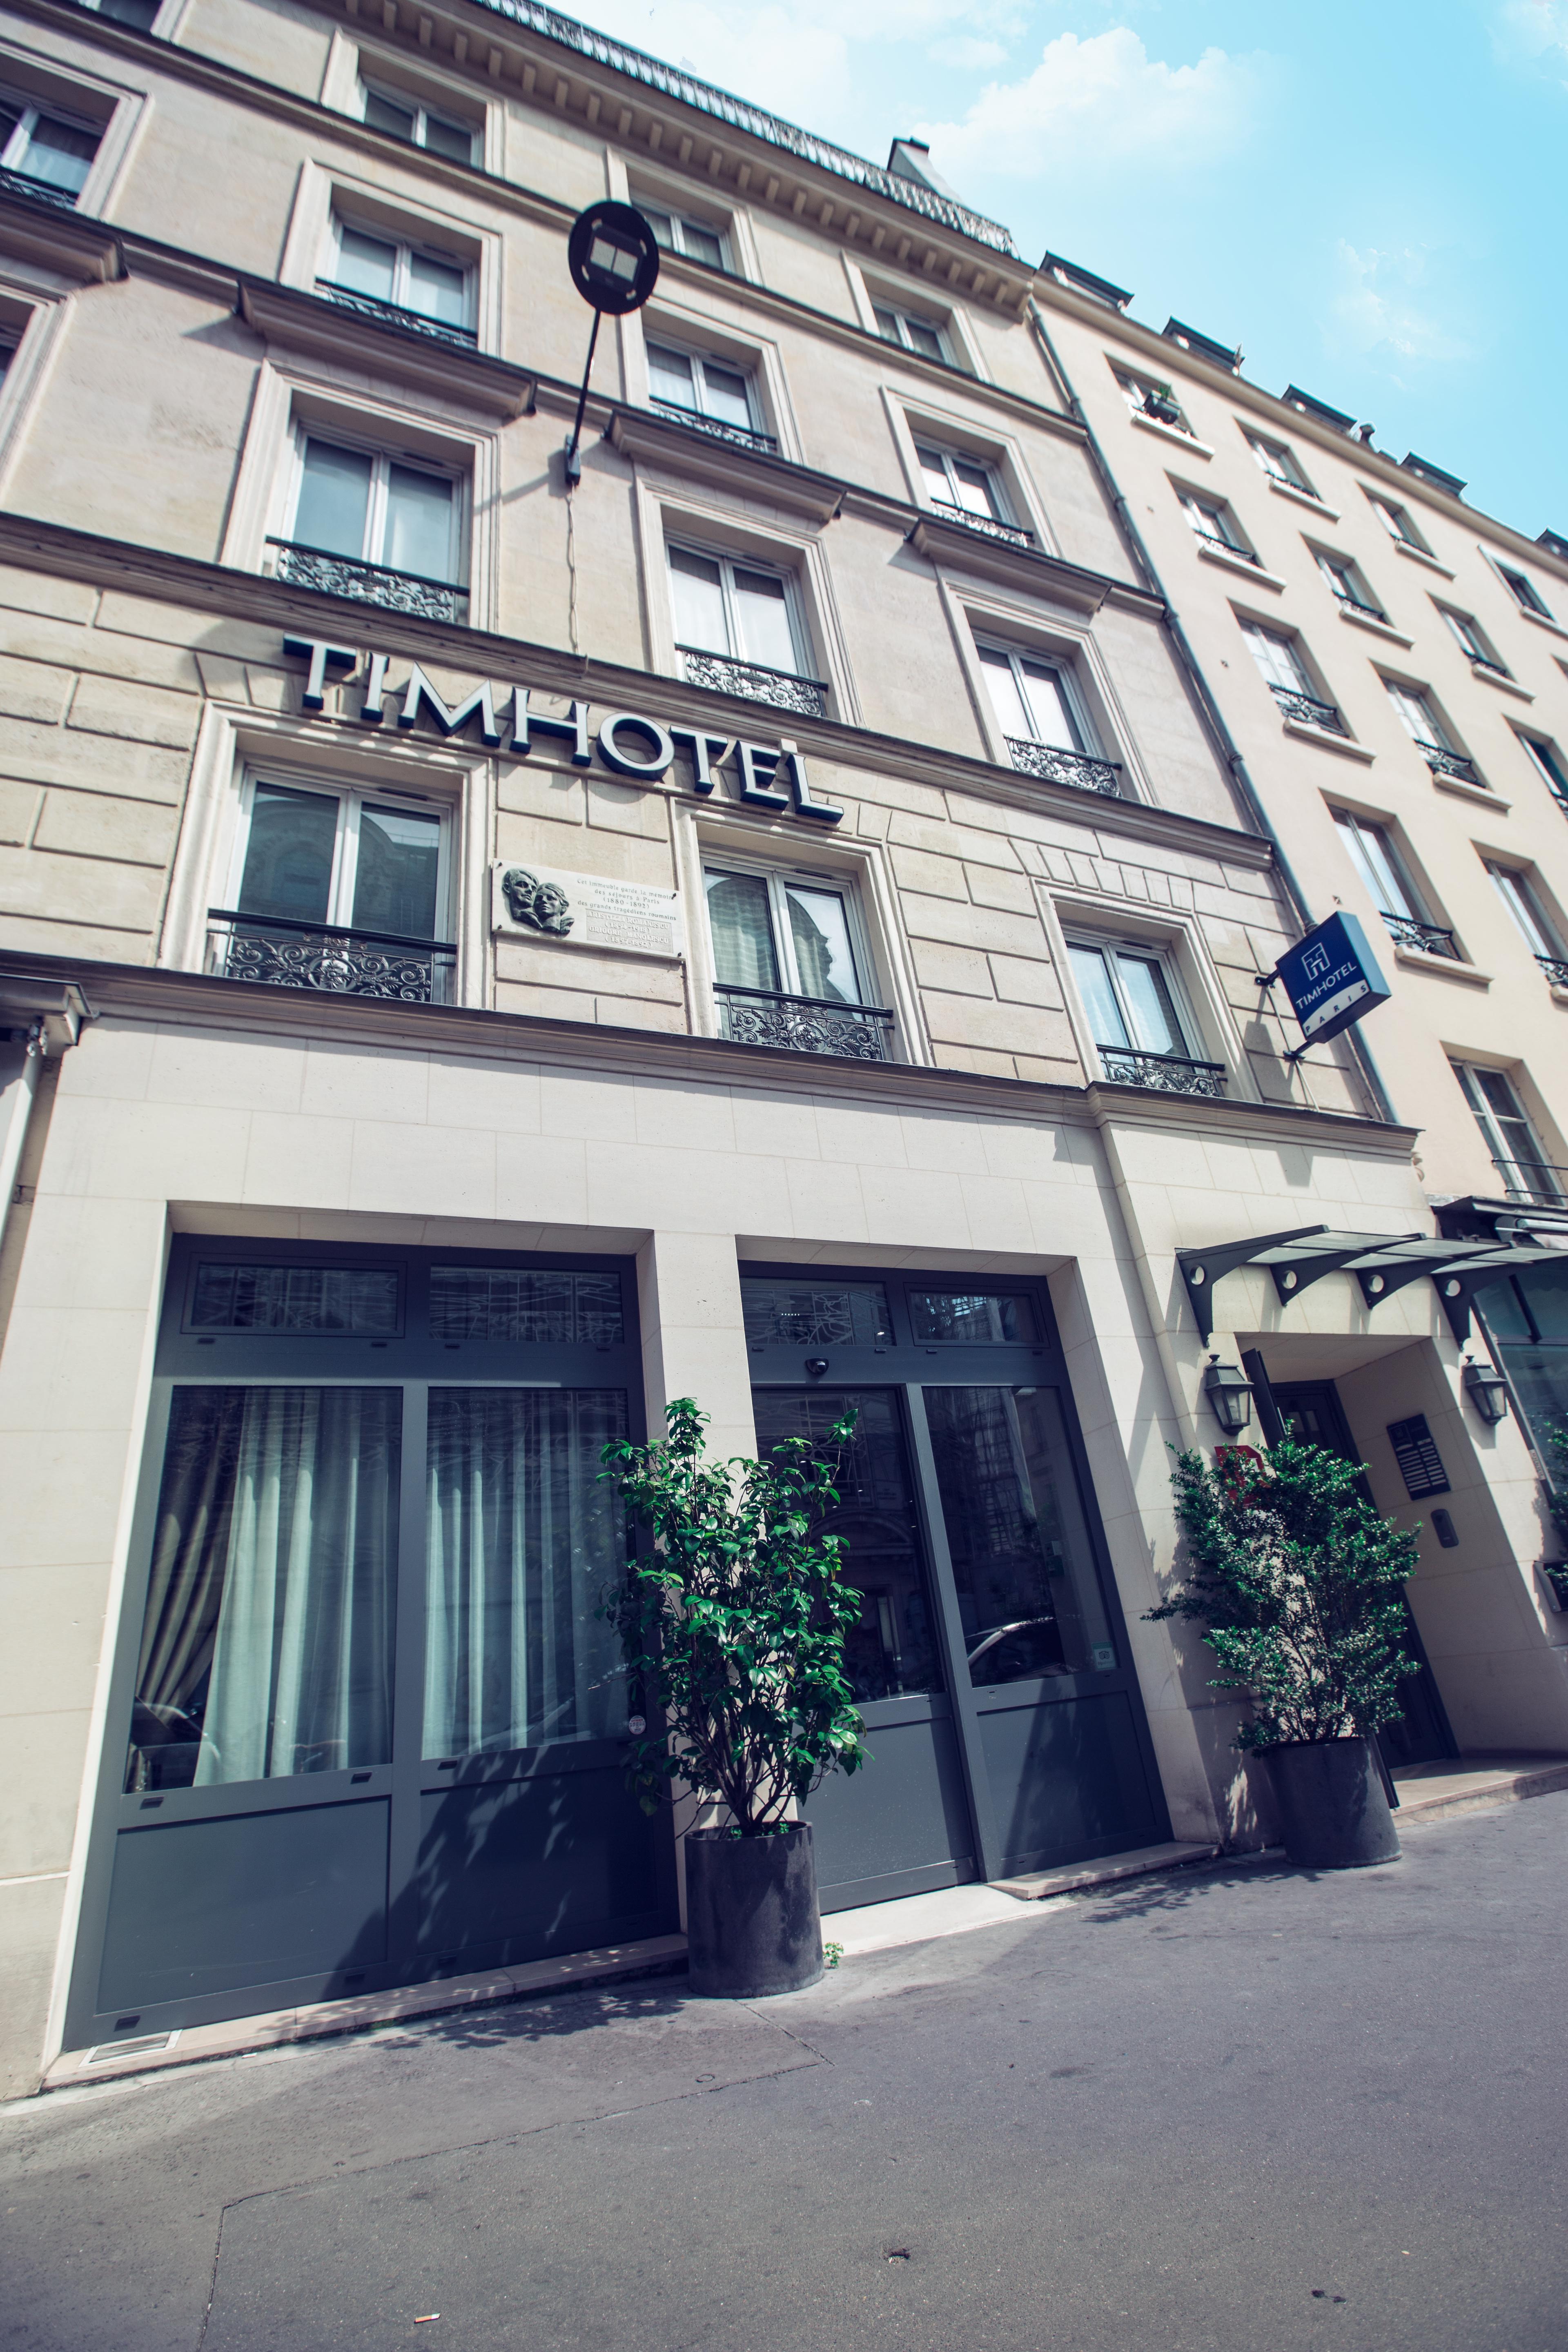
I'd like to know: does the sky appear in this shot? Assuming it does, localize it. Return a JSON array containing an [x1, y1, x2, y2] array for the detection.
[[561, 0, 1568, 541]]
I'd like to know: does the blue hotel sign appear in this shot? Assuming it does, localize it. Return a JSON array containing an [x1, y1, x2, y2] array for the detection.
[[1274, 912, 1392, 1046]]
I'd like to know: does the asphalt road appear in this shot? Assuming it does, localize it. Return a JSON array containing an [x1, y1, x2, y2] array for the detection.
[[4, 1795, 1567, 2352]]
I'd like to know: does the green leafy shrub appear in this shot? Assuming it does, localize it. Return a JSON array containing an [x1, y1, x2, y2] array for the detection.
[[1147, 1440, 1421, 1751], [600, 1398, 868, 1833]]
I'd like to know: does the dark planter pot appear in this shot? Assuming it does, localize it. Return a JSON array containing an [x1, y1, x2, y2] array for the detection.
[[684, 1822, 824, 1998], [1263, 1736, 1401, 1869]]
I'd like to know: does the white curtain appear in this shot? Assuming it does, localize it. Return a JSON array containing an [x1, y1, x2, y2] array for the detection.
[[423, 1388, 627, 1757]]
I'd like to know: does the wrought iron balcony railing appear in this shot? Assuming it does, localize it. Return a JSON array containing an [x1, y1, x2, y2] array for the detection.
[[1333, 591, 1387, 621], [1470, 653, 1510, 677], [1536, 953, 1568, 988], [1418, 742, 1483, 786], [314, 279, 479, 348], [0, 166, 78, 209], [1491, 1157, 1568, 1208], [1193, 528, 1258, 565], [208, 910, 457, 1002], [715, 983, 894, 1060], [933, 504, 1034, 548], [1380, 913, 1459, 958], [650, 400, 778, 455], [267, 539, 468, 625], [1005, 739, 1122, 796], [1269, 684, 1348, 735], [1097, 1048, 1228, 1097], [677, 646, 828, 718]]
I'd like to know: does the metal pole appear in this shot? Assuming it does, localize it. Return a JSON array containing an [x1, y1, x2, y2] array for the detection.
[[563, 307, 602, 487]]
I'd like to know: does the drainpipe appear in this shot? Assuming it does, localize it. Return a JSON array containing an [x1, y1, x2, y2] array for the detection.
[[1026, 300, 1398, 1128], [0, 983, 90, 1347]]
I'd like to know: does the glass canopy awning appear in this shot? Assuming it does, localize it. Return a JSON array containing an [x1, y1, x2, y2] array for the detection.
[[1174, 1225, 1568, 1345]]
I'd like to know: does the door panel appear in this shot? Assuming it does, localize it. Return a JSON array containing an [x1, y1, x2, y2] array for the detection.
[[98, 1797, 390, 2011], [807, 1695, 976, 1911], [973, 1689, 1161, 1874]]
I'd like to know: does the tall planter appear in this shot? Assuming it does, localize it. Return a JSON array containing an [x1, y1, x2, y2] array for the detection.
[[685, 1823, 824, 1997], [1263, 1736, 1400, 1869]]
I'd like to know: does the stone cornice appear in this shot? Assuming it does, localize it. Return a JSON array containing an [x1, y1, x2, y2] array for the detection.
[[0, 184, 122, 283], [0, 947, 1417, 1155], [905, 513, 1163, 619], [237, 278, 536, 419], [0, 510, 1276, 870], [606, 408, 845, 524]]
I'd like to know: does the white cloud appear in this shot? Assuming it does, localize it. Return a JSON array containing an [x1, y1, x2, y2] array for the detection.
[[1496, 0, 1568, 55], [927, 35, 1009, 71], [1329, 243, 1471, 367], [915, 27, 1261, 182]]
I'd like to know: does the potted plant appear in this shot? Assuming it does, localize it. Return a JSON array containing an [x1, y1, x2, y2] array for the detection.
[[1148, 1440, 1422, 1867], [1536, 1417, 1568, 1607], [1143, 381, 1184, 426], [600, 1398, 867, 1996]]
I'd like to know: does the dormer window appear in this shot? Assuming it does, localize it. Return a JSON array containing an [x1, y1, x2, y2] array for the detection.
[[639, 204, 726, 270], [874, 303, 949, 363], [361, 80, 477, 164]]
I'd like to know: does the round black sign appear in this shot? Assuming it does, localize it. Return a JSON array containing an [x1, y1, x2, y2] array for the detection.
[[566, 200, 660, 316]]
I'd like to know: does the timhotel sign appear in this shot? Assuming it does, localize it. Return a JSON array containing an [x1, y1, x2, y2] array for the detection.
[[1272, 911, 1392, 1047], [282, 636, 844, 823]]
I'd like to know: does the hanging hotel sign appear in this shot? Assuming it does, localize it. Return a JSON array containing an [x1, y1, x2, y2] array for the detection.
[[282, 636, 843, 823], [491, 863, 682, 958], [1271, 911, 1392, 1047]]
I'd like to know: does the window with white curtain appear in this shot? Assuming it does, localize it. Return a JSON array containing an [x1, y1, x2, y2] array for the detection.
[[668, 543, 808, 676], [0, 89, 101, 198], [1178, 491, 1250, 555], [1384, 678, 1455, 751], [1332, 811, 1426, 924], [1450, 1061, 1562, 1203], [638, 204, 726, 269], [361, 80, 477, 162], [1245, 432, 1316, 495], [1240, 620, 1315, 697], [321, 217, 473, 336], [647, 342, 761, 435], [704, 865, 871, 1005], [1487, 863, 1564, 962], [287, 432, 463, 586], [976, 644, 1094, 753], [873, 303, 949, 363], [916, 443, 1010, 524], [1067, 939, 1201, 1067]]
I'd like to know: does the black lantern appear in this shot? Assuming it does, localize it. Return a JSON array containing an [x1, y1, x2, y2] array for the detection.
[[1462, 1356, 1509, 1425], [1203, 1354, 1254, 1435], [561, 200, 660, 484]]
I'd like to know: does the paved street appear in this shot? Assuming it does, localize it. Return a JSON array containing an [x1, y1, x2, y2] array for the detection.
[[4, 1795, 1566, 2352]]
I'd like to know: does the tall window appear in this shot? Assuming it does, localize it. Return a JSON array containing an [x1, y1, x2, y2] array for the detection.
[[1316, 550, 1383, 617], [1487, 863, 1565, 967], [321, 218, 473, 338], [361, 81, 477, 162], [916, 443, 1010, 526], [1333, 811, 1451, 954], [668, 544, 806, 677], [1178, 491, 1251, 557], [1521, 733, 1568, 806], [647, 343, 762, 438], [0, 91, 100, 200], [1369, 494, 1428, 552], [287, 434, 461, 587], [78, 0, 159, 22], [1246, 432, 1316, 495], [1067, 939, 1215, 1091], [1384, 679, 1454, 751], [873, 303, 949, 363], [1497, 562, 1551, 618], [978, 645, 1090, 753], [1239, 621, 1343, 732], [639, 205, 726, 269], [1451, 1061, 1561, 1204], [1443, 608, 1508, 674], [703, 866, 889, 1057]]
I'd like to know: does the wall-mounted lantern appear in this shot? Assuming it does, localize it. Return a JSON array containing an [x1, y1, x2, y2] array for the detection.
[[1203, 1354, 1254, 1436], [1461, 1356, 1509, 1426]]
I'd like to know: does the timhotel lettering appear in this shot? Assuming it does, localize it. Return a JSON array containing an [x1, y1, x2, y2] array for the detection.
[[282, 637, 844, 823]]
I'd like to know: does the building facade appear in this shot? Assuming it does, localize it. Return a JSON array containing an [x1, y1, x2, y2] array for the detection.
[[0, 0, 1559, 2096]]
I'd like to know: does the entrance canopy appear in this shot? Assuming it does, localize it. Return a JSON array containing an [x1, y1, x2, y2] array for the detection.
[[1176, 1225, 1568, 1345]]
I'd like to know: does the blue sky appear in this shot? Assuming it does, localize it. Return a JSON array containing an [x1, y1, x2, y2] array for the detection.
[[571, 0, 1567, 540]]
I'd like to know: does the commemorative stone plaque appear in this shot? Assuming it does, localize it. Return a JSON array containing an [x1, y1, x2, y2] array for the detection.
[[491, 862, 683, 958]]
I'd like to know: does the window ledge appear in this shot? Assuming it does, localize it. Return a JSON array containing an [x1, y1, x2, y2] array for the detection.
[[1517, 603, 1568, 639], [1282, 719, 1374, 763], [1390, 539, 1455, 579], [1552, 984, 1568, 1007], [1431, 769, 1510, 812], [1338, 605, 1413, 647], [1267, 477, 1339, 521], [1197, 541, 1284, 589], [237, 280, 530, 418], [1470, 661, 1534, 701], [1393, 944, 1492, 987], [1130, 411, 1214, 457], [606, 406, 844, 524]]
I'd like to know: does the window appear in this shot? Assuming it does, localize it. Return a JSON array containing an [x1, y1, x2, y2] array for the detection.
[[1443, 607, 1508, 674], [1369, 494, 1429, 552], [1246, 432, 1316, 496], [77, 0, 159, 22], [1066, 939, 1220, 1094], [1520, 733, 1568, 806], [0, 90, 101, 202], [1115, 371, 1190, 434], [1178, 491, 1253, 560], [639, 204, 726, 270], [1487, 863, 1566, 973], [1383, 677, 1479, 782], [281, 432, 463, 602], [703, 865, 890, 1058], [211, 776, 454, 999], [976, 644, 1116, 791], [1240, 620, 1343, 731], [1451, 1061, 1562, 1205], [320, 218, 473, 340], [361, 80, 476, 163], [1316, 550, 1384, 619], [668, 543, 809, 679], [873, 303, 949, 363], [646, 342, 767, 444], [1497, 563, 1551, 618], [916, 442, 1011, 527], [1332, 811, 1454, 956]]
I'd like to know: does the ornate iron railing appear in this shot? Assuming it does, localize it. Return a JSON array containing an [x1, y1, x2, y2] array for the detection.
[[1470, 653, 1510, 676], [715, 984, 894, 1060], [267, 539, 468, 624], [1097, 1048, 1227, 1097], [1491, 1157, 1568, 1208], [677, 646, 828, 718], [314, 280, 479, 347], [650, 400, 778, 454], [1419, 742, 1483, 786], [1536, 953, 1568, 988], [1381, 913, 1459, 958], [0, 166, 78, 209], [1194, 527, 1258, 565], [1005, 739, 1122, 796], [1335, 593, 1388, 621], [933, 505, 1033, 548], [1270, 684, 1348, 735], [208, 910, 457, 1002]]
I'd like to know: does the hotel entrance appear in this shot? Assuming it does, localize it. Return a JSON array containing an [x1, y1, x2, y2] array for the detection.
[[744, 1268, 1169, 1906]]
